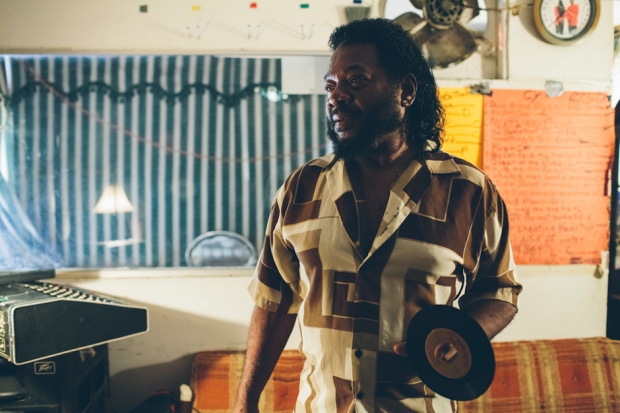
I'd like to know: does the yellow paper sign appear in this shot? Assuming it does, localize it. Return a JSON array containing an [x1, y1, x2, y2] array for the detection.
[[438, 87, 483, 167]]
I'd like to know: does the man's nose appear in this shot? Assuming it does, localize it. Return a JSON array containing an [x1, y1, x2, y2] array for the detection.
[[327, 83, 352, 108]]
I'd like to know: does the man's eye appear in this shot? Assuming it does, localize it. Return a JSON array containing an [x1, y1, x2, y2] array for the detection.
[[325, 85, 334, 92], [350, 77, 363, 85]]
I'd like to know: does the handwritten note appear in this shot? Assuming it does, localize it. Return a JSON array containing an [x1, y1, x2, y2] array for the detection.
[[483, 90, 614, 265], [439, 87, 483, 167]]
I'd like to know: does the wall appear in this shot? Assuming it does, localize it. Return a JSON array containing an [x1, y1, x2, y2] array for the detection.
[[506, 0, 613, 91], [55, 264, 607, 411], [0, 0, 370, 55], [0, 0, 616, 411], [0, 0, 614, 92]]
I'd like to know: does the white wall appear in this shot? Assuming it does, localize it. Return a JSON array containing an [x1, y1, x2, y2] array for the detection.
[[0, 0, 373, 55], [505, 0, 614, 92], [53, 269, 282, 412], [494, 265, 608, 341], [0, 0, 614, 92], [54, 263, 607, 411], [0, 0, 615, 410], [610, 4, 620, 106]]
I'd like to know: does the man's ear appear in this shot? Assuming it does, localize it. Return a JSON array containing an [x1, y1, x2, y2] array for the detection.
[[400, 74, 417, 108]]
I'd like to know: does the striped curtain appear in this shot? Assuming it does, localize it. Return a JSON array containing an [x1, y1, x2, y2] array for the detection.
[[3, 55, 327, 268]]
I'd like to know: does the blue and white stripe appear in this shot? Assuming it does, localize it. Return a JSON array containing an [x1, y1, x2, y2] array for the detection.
[[2, 55, 328, 268]]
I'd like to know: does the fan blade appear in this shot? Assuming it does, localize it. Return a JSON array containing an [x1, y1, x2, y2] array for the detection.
[[409, 0, 425, 10], [410, 21, 436, 47], [393, 12, 423, 32], [459, 0, 480, 23], [424, 23, 477, 68]]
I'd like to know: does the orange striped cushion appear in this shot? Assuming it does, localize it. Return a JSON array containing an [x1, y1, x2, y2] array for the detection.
[[191, 350, 303, 413], [459, 337, 620, 412], [191, 338, 620, 413]]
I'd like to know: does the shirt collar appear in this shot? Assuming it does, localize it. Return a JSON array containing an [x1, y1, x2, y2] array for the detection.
[[320, 150, 462, 261], [309, 151, 462, 176]]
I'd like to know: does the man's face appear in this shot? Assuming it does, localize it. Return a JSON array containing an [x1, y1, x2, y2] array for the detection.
[[324, 43, 406, 159]]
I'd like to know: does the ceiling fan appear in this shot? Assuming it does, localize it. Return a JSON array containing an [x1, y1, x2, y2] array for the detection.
[[390, 0, 483, 68]]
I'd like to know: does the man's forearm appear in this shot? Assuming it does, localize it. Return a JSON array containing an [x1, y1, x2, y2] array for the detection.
[[233, 305, 297, 413], [464, 299, 517, 339]]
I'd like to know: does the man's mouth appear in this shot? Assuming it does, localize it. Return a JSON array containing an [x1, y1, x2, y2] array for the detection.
[[333, 118, 347, 131], [331, 113, 354, 131]]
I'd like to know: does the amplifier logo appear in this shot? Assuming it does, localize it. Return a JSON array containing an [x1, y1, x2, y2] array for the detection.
[[34, 361, 56, 375]]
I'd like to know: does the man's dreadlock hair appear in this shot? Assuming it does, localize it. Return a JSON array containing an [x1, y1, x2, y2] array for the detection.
[[328, 18, 444, 153]]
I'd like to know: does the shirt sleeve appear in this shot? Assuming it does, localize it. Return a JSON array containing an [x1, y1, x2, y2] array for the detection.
[[247, 185, 302, 314], [459, 180, 523, 310]]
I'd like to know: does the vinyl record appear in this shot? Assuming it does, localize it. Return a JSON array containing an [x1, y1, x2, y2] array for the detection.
[[406, 305, 495, 401]]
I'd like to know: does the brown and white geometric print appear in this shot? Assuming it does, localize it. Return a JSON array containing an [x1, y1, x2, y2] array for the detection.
[[248, 151, 523, 413]]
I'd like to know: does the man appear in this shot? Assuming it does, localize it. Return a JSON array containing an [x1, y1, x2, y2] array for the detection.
[[566, 0, 579, 35], [555, 0, 566, 35], [234, 18, 522, 413]]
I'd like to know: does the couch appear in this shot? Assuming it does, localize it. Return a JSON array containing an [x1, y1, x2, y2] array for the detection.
[[190, 337, 620, 412]]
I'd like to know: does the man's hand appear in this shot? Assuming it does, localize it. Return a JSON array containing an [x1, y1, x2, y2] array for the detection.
[[393, 341, 458, 362], [393, 341, 408, 356], [392, 300, 516, 359]]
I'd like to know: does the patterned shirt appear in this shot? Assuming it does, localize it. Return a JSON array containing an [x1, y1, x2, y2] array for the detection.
[[248, 151, 522, 413]]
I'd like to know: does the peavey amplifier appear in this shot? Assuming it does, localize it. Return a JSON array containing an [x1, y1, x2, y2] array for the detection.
[[0, 344, 110, 412], [0, 282, 148, 365]]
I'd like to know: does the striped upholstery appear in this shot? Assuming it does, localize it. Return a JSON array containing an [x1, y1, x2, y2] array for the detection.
[[191, 338, 620, 413], [460, 337, 620, 413], [191, 350, 304, 413]]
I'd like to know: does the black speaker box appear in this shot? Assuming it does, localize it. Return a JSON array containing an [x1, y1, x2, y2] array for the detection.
[[0, 344, 109, 413], [0, 283, 148, 365]]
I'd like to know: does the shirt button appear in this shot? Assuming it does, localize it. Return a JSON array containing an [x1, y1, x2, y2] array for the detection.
[[355, 349, 363, 358], [357, 391, 364, 399]]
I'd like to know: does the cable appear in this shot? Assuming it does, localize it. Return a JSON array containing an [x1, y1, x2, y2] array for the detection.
[[450, 274, 467, 307], [476, 4, 531, 12]]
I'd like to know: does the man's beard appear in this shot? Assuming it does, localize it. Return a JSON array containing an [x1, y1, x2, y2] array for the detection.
[[327, 97, 404, 160]]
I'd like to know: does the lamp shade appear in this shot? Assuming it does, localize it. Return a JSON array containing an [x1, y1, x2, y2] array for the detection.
[[93, 185, 134, 214]]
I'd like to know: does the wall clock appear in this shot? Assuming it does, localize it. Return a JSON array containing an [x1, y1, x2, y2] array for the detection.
[[533, 0, 600, 46]]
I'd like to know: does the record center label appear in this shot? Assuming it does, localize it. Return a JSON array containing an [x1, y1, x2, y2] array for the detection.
[[424, 328, 472, 379]]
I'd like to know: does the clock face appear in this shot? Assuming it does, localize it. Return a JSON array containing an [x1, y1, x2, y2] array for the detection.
[[538, 0, 593, 40]]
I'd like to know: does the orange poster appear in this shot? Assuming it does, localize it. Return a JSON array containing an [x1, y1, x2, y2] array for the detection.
[[483, 90, 614, 265]]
